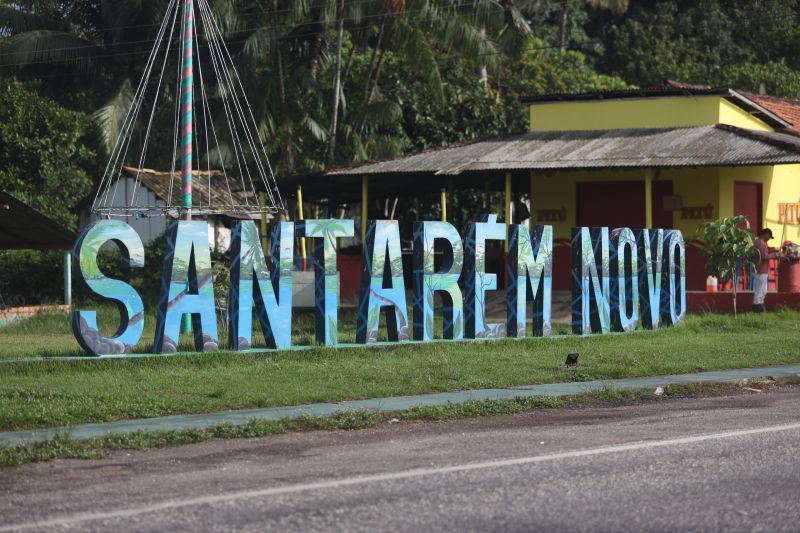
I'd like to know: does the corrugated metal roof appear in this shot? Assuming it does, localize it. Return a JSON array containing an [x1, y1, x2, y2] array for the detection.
[[328, 125, 800, 177], [121, 167, 254, 207]]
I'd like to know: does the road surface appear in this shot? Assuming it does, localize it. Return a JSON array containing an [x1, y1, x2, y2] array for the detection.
[[3, 387, 800, 532]]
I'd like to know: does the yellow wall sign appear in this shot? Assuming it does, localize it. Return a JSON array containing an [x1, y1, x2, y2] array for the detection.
[[778, 203, 800, 225]]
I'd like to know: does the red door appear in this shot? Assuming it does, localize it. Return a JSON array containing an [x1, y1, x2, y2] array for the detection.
[[734, 181, 762, 233], [576, 180, 674, 229], [576, 181, 646, 228]]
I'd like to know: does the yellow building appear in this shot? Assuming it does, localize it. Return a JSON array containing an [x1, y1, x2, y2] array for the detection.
[[294, 83, 800, 292]]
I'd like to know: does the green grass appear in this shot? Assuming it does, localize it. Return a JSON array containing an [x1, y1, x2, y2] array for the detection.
[[0, 382, 741, 468], [1, 308, 799, 432]]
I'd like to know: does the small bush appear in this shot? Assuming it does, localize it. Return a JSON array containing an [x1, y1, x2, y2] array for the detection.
[[0, 250, 65, 304]]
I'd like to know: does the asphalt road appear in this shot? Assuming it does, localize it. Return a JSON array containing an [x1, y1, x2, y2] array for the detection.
[[3, 387, 800, 532]]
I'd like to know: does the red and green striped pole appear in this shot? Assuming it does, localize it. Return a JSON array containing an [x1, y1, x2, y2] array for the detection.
[[180, 0, 194, 335], [180, 0, 194, 220]]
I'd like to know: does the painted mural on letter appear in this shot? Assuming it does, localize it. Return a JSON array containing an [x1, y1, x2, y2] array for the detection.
[[153, 221, 219, 353], [412, 221, 465, 341], [571, 227, 611, 335], [610, 227, 639, 333], [300, 219, 355, 345], [228, 220, 294, 350], [464, 215, 506, 339], [507, 224, 553, 338], [357, 220, 409, 344], [72, 220, 145, 356]]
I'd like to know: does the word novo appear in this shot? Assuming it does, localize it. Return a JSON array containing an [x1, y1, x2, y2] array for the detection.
[[71, 215, 685, 356]]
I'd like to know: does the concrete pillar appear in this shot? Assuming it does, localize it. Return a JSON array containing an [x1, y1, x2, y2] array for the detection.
[[63, 250, 72, 306]]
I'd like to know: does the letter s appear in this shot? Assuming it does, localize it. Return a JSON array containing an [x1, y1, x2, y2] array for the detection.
[[71, 220, 145, 356]]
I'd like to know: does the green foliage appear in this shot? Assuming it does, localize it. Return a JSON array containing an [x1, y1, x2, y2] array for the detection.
[[0, 0, 637, 179], [694, 61, 800, 99], [505, 46, 633, 97], [0, 250, 64, 304], [0, 78, 94, 227], [699, 216, 755, 283], [699, 216, 755, 315], [603, 0, 800, 97], [396, 71, 525, 151]]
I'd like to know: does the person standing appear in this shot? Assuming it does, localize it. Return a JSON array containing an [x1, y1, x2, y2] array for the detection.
[[753, 228, 779, 312]]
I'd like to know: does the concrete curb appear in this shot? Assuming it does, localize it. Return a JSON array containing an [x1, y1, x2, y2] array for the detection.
[[3, 364, 800, 447]]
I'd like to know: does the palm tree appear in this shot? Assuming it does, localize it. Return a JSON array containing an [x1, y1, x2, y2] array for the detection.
[[0, 0, 180, 157], [210, 0, 328, 174]]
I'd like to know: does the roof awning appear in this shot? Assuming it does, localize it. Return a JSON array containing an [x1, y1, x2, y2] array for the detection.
[[0, 193, 77, 250], [328, 125, 800, 177], [274, 125, 800, 202]]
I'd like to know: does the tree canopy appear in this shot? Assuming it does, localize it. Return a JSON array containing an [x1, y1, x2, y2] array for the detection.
[[0, 0, 799, 188], [0, 78, 94, 226]]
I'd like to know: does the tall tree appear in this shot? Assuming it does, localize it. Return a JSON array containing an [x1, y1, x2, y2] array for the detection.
[[0, 0, 179, 157], [559, 0, 628, 53]]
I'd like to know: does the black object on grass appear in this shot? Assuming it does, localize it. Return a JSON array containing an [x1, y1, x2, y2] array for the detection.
[[565, 353, 579, 367]]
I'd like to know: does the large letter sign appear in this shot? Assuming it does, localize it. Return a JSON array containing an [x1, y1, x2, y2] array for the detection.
[[298, 219, 354, 346], [507, 224, 553, 338], [572, 227, 611, 335], [72, 220, 145, 356], [228, 220, 294, 350], [154, 221, 219, 353], [412, 221, 464, 341], [610, 228, 639, 332], [357, 220, 409, 343], [464, 215, 507, 339], [70, 214, 688, 356], [636, 228, 664, 330], [661, 230, 687, 326]]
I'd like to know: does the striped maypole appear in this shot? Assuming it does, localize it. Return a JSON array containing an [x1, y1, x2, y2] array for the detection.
[[179, 0, 194, 335], [180, 0, 194, 219]]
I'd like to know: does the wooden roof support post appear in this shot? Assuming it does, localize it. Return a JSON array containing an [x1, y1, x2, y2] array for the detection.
[[447, 179, 454, 213], [529, 171, 535, 232], [361, 175, 369, 243], [298, 185, 307, 270], [440, 188, 447, 222], [259, 192, 269, 251], [505, 172, 512, 252], [645, 168, 654, 228]]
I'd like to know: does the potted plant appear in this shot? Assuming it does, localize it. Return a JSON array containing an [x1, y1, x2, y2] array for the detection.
[[699, 216, 756, 316]]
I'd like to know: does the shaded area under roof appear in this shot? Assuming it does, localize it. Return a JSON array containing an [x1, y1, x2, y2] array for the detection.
[[0, 192, 76, 250], [276, 125, 800, 202], [329, 125, 800, 176]]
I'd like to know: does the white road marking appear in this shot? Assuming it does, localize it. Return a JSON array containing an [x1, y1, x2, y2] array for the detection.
[[5, 421, 800, 531]]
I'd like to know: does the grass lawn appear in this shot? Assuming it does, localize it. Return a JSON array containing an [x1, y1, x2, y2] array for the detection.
[[0, 382, 742, 467], [1, 307, 799, 432]]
